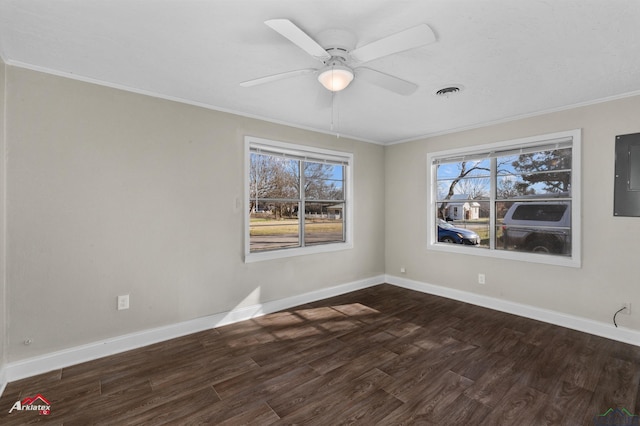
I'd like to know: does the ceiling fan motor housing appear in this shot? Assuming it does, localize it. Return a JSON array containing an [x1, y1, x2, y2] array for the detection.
[[316, 29, 357, 62]]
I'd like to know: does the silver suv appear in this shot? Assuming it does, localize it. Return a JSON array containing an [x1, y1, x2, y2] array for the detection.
[[502, 201, 571, 254]]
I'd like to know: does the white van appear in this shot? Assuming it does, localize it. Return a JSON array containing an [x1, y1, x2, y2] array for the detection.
[[502, 201, 571, 254]]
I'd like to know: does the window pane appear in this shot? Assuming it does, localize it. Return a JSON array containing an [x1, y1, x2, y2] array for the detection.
[[435, 200, 489, 248], [435, 217, 482, 247], [498, 148, 572, 175], [436, 181, 491, 202], [473, 200, 490, 248], [250, 153, 300, 200], [250, 202, 300, 252], [437, 196, 486, 220], [304, 162, 345, 200], [497, 200, 571, 255], [304, 202, 345, 246], [436, 160, 491, 179], [436, 179, 456, 202], [436, 160, 491, 202], [497, 171, 571, 199], [497, 148, 572, 198]]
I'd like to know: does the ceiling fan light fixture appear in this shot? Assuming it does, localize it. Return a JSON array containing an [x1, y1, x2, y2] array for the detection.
[[317, 63, 354, 92]]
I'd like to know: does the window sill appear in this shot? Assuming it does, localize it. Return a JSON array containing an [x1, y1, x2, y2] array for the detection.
[[428, 242, 581, 268], [244, 242, 353, 263]]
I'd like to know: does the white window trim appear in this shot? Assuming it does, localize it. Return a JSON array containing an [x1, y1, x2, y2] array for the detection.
[[244, 136, 354, 263], [427, 129, 582, 268]]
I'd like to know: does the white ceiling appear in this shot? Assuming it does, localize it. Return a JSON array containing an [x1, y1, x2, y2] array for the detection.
[[1, 0, 639, 144]]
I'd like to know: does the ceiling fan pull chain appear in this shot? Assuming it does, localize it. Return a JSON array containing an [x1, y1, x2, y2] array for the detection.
[[331, 91, 341, 138], [331, 90, 335, 131], [335, 93, 340, 138]]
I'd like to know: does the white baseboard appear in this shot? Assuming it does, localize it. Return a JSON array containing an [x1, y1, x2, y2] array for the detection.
[[386, 274, 640, 347], [4, 275, 383, 384]]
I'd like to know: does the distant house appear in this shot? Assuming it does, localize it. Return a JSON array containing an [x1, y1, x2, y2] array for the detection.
[[326, 204, 343, 219], [441, 194, 480, 220]]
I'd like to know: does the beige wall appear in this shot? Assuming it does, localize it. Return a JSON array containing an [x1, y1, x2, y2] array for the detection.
[[5, 61, 640, 365], [0, 60, 6, 370], [385, 95, 640, 329], [5, 66, 385, 361]]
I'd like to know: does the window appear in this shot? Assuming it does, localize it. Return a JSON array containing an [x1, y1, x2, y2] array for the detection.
[[428, 129, 581, 267], [245, 137, 353, 262]]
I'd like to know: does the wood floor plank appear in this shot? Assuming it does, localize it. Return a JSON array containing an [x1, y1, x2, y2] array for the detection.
[[479, 382, 549, 426], [249, 333, 346, 369], [277, 368, 396, 424], [268, 348, 397, 418], [148, 354, 259, 390], [1, 284, 639, 424], [431, 394, 492, 425], [91, 385, 220, 426], [462, 355, 521, 409], [213, 364, 320, 401], [306, 341, 379, 375], [588, 355, 640, 415], [317, 388, 403, 426], [530, 379, 594, 426], [560, 334, 609, 392], [170, 390, 270, 424], [449, 346, 503, 381], [381, 369, 474, 423], [214, 402, 280, 426], [381, 340, 476, 403]]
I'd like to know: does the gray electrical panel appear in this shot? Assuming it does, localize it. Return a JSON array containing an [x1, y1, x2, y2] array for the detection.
[[614, 132, 640, 216]]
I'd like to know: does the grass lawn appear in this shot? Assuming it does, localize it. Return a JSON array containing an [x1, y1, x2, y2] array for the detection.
[[250, 218, 342, 235]]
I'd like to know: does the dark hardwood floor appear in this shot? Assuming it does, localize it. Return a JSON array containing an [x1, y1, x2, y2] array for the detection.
[[1, 284, 639, 425]]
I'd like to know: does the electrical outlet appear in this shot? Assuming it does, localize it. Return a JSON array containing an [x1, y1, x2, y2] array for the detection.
[[478, 273, 486, 284], [621, 302, 631, 315], [400, 266, 406, 274], [117, 294, 130, 311]]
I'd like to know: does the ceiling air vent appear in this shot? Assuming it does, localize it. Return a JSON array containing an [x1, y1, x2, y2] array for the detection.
[[435, 86, 463, 97]]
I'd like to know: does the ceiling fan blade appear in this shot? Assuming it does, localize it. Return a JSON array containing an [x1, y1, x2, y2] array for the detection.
[[240, 69, 316, 87], [350, 24, 436, 64], [265, 19, 331, 61], [355, 67, 418, 96]]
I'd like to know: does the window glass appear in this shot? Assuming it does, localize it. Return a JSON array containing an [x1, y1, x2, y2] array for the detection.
[[304, 201, 345, 246], [304, 162, 344, 200]]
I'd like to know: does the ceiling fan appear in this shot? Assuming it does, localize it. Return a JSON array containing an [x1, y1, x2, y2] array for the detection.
[[240, 19, 436, 95]]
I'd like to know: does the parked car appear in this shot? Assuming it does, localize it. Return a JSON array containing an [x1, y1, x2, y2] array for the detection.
[[437, 219, 480, 245], [502, 201, 571, 254]]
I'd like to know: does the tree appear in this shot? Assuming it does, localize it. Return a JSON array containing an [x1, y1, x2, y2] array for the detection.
[[512, 149, 571, 194], [303, 162, 337, 200], [438, 161, 490, 219], [496, 177, 535, 199], [456, 177, 489, 200], [249, 154, 298, 215], [250, 154, 342, 218]]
